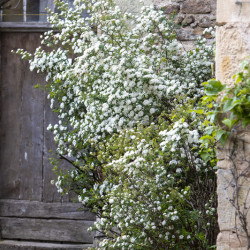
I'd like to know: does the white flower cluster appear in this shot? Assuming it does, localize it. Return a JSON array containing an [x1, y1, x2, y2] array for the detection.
[[17, 0, 213, 160]]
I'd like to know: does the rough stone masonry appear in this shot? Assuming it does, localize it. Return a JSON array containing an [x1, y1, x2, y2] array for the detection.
[[153, 0, 216, 48], [115, 0, 216, 48], [216, 0, 250, 249]]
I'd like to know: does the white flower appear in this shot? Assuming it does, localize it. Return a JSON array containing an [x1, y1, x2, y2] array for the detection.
[[47, 124, 53, 130], [128, 111, 135, 118], [83, 197, 89, 204], [176, 168, 182, 173], [138, 111, 144, 117], [78, 195, 82, 202], [150, 108, 156, 114], [102, 103, 109, 112], [60, 103, 64, 109]]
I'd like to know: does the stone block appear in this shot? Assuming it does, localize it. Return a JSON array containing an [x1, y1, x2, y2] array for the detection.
[[163, 3, 180, 14], [181, 15, 195, 26], [216, 23, 250, 85], [217, 169, 235, 231], [176, 28, 198, 41], [237, 129, 250, 144], [217, 159, 234, 170], [216, 129, 250, 164], [175, 16, 184, 25], [217, 231, 248, 250], [217, 168, 250, 232], [217, 0, 250, 24], [193, 27, 204, 36], [216, 138, 235, 161], [153, 0, 172, 8], [198, 16, 213, 28], [181, 0, 211, 14]]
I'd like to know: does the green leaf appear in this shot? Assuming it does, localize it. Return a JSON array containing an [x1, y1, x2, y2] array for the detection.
[[202, 120, 210, 127], [222, 118, 237, 129], [223, 99, 240, 112], [200, 135, 212, 141], [190, 109, 203, 114], [205, 80, 226, 96], [235, 72, 243, 83], [238, 88, 248, 96], [200, 152, 210, 163], [207, 103, 213, 109], [216, 130, 229, 146], [202, 81, 209, 85], [216, 129, 226, 141], [207, 111, 217, 123], [208, 245, 217, 249], [201, 96, 215, 104]]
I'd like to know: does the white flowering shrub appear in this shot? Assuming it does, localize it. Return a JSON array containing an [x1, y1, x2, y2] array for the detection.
[[88, 101, 218, 249], [16, 0, 218, 248]]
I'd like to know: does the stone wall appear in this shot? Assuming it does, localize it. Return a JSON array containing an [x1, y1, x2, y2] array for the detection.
[[154, 0, 216, 48], [216, 0, 250, 249], [115, 0, 216, 48]]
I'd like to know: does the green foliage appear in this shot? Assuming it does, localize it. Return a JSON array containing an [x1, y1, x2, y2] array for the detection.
[[201, 61, 250, 146]]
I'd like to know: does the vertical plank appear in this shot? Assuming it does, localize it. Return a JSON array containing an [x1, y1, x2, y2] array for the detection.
[[19, 33, 44, 201], [0, 33, 44, 201], [0, 33, 22, 199]]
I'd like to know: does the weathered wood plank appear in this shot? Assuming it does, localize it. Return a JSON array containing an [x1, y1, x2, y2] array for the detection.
[[19, 38, 45, 200], [0, 33, 23, 199], [0, 240, 93, 250], [0, 217, 94, 243], [0, 33, 45, 201], [0, 199, 96, 220]]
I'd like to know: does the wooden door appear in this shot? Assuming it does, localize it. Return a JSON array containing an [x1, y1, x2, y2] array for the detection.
[[0, 32, 95, 247]]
